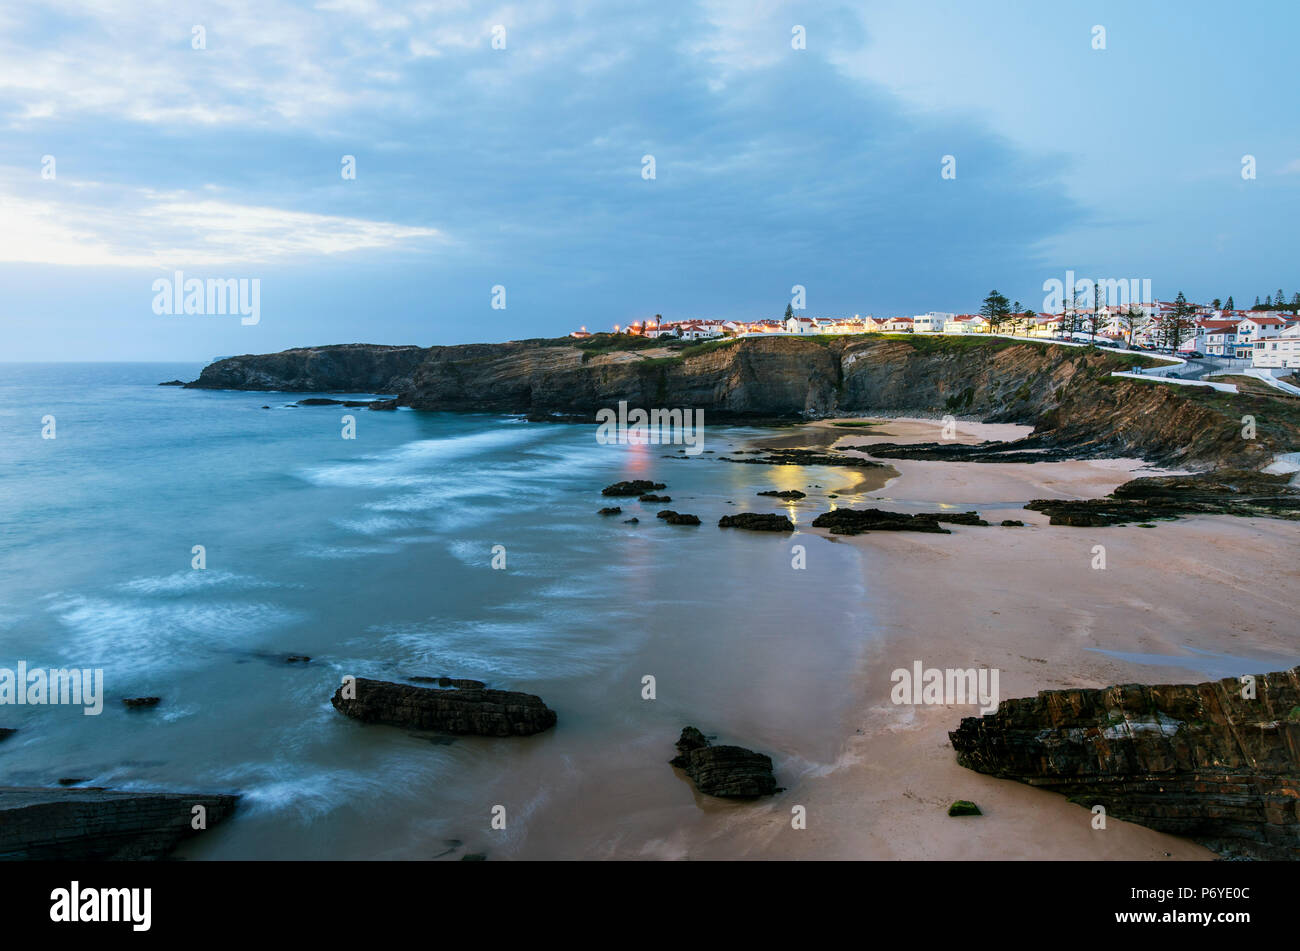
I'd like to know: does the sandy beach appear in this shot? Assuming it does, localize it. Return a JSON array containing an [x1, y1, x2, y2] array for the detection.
[[678, 417, 1300, 860]]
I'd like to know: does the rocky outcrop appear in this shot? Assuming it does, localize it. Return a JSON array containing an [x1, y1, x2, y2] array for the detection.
[[0, 787, 239, 860], [1025, 469, 1300, 526], [811, 508, 951, 534], [656, 510, 701, 525], [330, 677, 556, 736], [720, 447, 889, 469], [949, 668, 1300, 860], [718, 513, 795, 531], [757, 489, 806, 499], [669, 727, 778, 798], [184, 336, 1300, 468], [602, 480, 666, 496], [187, 344, 424, 393]]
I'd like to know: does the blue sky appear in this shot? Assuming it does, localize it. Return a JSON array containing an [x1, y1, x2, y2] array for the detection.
[[1, 0, 1297, 360]]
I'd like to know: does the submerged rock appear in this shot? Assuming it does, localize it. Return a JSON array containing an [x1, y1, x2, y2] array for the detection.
[[598, 506, 623, 516], [639, 494, 671, 502], [757, 489, 806, 500], [811, 508, 950, 535], [656, 510, 701, 525], [122, 697, 161, 708], [602, 480, 666, 496], [331, 677, 556, 736], [949, 667, 1300, 860], [718, 513, 795, 532], [669, 726, 778, 799], [0, 786, 239, 860]]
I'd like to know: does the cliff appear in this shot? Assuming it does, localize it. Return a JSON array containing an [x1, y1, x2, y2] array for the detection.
[[183, 335, 1300, 469], [949, 668, 1300, 860]]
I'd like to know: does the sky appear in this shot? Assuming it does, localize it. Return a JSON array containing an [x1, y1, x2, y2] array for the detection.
[[1, 0, 1297, 361]]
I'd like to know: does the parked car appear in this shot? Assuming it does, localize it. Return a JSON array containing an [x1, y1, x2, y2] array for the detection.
[[1185, 351, 1204, 359]]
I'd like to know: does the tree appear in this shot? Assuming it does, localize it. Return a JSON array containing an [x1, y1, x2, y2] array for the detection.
[[1226, 296, 1235, 311], [1254, 296, 1261, 309], [1277, 289, 1286, 311], [979, 290, 1011, 335], [1158, 291, 1195, 350], [784, 303, 794, 321], [1121, 306, 1144, 346], [1211, 298, 1222, 311], [1291, 293, 1300, 313]]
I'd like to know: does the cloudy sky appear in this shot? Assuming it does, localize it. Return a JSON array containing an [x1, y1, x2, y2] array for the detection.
[[1, 0, 1297, 360]]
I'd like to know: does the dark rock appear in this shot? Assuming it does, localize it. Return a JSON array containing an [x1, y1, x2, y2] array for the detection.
[[123, 697, 161, 708], [0, 729, 13, 742], [669, 726, 777, 798], [285, 655, 311, 663], [720, 448, 888, 470], [1000, 519, 1024, 527], [368, 398, 398, 411], [948, 800, 982, 816], [598, 506, 622, 516], [718, 513, 795, 532], [0, 786, 239, 860], [157, 380, 186, 386], [296, 397, 346, 405], [1026, 469, 1300, 526], [261, 405, 271, 409], [623, 517, 639, 524], [949, 667, 1300, 860], [602, 480, 666, 496], [656, 510, 701, 525], [931, 511, 988, 527], [757, 489, 806, 500], [461, 853, 487, 861], [639, 494, 671, 502], [331, 678, 556, 736], [811, 508, 950, 535], [56, 778, 88, 787]]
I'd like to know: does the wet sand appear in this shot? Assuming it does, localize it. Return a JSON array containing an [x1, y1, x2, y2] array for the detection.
[[673, 416, 1300, 859]]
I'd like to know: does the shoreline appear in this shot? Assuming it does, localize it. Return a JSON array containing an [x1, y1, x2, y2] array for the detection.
[[675, 415, 1300, 859]]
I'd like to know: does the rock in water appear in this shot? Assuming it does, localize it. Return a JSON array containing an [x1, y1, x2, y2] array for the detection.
[[331, 678, 557, 736], [656, 510, 701, 525], [757, 489, 806, 499], [669, 726, 777, 798], [811, 508, 950, 534], [949, 667, 1300, 860], [0, 787, 238, 860], [602, 480, 666, 496], [948, 800, 982, 816], [718, 513, 795, 532]]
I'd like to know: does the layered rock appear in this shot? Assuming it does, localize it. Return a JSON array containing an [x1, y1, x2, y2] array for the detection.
[[0, 787, 239, 860], [187, 343, 424, 393], [669, 727, 778, 798], [330, 678, 557, 736], [1025, 469, 1300, 526], [949, 668, 1300, 860]]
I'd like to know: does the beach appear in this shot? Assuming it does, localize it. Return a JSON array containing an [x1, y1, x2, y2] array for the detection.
[[670, 417, 1300, 860]]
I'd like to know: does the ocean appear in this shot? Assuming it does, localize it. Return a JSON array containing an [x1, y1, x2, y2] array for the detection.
[[0, 363, 875, 859]]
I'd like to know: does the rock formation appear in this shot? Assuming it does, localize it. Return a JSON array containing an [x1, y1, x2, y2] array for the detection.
[[0, 787, 239, 860], [811, 508, 951, 534], [602, 480, 666, 496], [718, 513, 795, 531], [669, 727, 778, 798], [656, 510, 701, 525], [949, 667, 1300, 860], [331, 677, 557, 736]]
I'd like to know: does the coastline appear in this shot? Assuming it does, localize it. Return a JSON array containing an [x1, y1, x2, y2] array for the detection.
[[672, 416, 1300, 859]]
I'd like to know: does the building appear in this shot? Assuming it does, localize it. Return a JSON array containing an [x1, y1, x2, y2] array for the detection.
[[912, 312, 954, 333]]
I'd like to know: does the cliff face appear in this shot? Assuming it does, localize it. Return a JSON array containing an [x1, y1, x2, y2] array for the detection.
[[184, 336, 1300, 468], [188, 343, 426, 393], [949, 669, 1300, 860]]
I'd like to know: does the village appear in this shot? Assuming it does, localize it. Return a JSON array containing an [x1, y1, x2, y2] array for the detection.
[[570, 297, 1300, 375]]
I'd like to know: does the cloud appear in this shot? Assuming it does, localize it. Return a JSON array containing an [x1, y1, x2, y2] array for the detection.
[[0, 170, 442, 267]]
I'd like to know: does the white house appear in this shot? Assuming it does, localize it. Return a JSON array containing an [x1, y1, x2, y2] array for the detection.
[[912, 312, 954, 333], [784, 316, 817, 333], [1253, 336, 1300, 370]]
